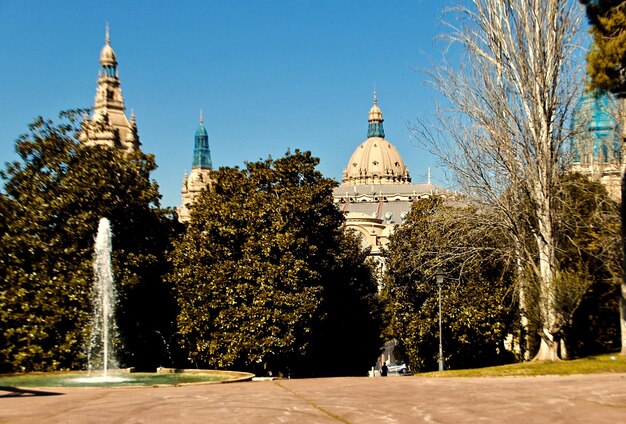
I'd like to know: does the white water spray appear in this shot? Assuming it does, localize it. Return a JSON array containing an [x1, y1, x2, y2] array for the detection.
[[86, 217, 119, 376]]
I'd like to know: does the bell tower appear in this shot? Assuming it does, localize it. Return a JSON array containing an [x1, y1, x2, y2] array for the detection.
[[79, 25, 140, 152], [178, 111, 214, 223]]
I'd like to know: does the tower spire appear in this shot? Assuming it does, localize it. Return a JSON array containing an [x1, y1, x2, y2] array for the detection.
[[192, 113, 212, 169], [105, 22, 110, 45]]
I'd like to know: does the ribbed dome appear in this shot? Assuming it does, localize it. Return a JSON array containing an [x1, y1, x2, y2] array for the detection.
[[342, 93, 410, 185], [343, 137, 411, 185]]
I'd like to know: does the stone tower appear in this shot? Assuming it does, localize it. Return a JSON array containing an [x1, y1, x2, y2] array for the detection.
[[79, 25, 140, 152], [178, 112, 213, 222]]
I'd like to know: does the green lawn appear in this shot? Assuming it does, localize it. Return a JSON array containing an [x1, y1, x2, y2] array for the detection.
[[417, 353, 626, 377]]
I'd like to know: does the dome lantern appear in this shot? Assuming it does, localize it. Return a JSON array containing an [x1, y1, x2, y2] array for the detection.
[[99, 24, 118, 77], [367, 90, 385, 138]]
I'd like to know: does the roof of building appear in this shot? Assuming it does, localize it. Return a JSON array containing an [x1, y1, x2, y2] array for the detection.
[[333, 182, 442, 197], [341, 201, 412, 223]]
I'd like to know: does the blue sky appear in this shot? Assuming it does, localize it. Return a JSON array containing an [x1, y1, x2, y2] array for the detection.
[[1, 0, 454, 208]]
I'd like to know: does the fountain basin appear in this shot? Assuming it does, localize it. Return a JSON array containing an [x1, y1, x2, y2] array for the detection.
[[0, 369, 254, 388]]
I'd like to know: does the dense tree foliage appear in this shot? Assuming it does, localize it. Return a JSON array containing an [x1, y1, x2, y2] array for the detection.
[[0, 112, 179, 373], [582, 1, 626, 95], [553, 174, 622, 357], [382, 198, 517, 371], [168, 151, 381, 377]]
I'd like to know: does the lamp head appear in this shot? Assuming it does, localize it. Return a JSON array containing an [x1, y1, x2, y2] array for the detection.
[[434, 268, 445, 284]]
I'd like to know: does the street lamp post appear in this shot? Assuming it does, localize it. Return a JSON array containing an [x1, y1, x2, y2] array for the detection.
[[435, 269, 445, 371]]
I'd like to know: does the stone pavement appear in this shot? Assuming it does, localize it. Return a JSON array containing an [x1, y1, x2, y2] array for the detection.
[[2, 373, 626, 423]]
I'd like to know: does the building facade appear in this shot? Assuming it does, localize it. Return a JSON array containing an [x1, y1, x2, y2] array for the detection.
[[178, 112, 213, 222], [79, 25, 140, 153], [570, 89, 624, 202]]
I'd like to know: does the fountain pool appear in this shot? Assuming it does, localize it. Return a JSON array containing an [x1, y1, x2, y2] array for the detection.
[[0, 369, 253, 387]]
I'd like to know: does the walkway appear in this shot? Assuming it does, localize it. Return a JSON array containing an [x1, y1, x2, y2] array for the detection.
[[2, 373, 626, 423]]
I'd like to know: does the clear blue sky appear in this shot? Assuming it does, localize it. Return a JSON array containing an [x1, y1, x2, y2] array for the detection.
[[1, 0, 453, 208]]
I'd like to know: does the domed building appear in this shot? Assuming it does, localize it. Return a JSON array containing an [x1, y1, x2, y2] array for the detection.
[[79, 25, 140, 153], [178, 112, 214, 223], [570, 88, 623, 201], [333, 92, 446, 263]]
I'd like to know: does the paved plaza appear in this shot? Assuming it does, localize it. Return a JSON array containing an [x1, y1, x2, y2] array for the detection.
[[2, 373, 626, 423]]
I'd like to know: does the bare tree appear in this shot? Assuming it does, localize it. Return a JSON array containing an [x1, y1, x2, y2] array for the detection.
[[415, 0, 585, 360]]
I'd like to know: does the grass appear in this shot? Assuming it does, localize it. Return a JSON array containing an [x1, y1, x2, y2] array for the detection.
[[417, 353, 626, 377]]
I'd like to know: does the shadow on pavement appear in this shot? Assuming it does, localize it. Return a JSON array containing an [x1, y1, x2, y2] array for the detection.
[[0, 386, 63, 398]]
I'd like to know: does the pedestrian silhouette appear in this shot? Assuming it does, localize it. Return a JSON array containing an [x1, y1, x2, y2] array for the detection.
[[381, 362, 388, 377]]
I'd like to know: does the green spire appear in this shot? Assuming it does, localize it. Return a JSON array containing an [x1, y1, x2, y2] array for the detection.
[[192, 110, 212, 169]]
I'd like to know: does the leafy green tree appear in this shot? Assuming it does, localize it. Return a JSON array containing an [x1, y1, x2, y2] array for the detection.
[[0, 112, 179, 373], [582, 1, 626, 95], [555, 174, 622, 357], [382, 198, 517, 371], [168, 151, 381, 376]]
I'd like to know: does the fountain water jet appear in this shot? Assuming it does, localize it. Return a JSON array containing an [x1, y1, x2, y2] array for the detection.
[[84, 217, 122, 380]]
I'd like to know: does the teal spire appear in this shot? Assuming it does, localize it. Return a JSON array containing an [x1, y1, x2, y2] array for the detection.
[[367, 90, 385, 138], [192, 110, 212, 169], [570, 89, 620, 164]]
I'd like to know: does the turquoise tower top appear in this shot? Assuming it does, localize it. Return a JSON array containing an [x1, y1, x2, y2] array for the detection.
[[570, 89, 620, 164], [192, 111, 212, 169], [367, 91, 385, 138]]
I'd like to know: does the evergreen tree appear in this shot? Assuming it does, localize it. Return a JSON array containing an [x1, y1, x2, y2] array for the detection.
[[0, 112, 179, 373], [555, 174, 622, 357], [382, 198, 516, 371], [168, 151, 381, 376], [582, 1, 626, 95]]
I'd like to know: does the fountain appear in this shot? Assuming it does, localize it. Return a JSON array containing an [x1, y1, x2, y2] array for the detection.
[[72, 217, 128, 384], [90, 217, 117, 375], [0, 218, 253, 388]]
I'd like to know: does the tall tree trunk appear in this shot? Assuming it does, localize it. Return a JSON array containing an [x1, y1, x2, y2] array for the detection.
[[534, 225, 561, 361], [419, 0, 583, 363], [621, 123, 626, 355], [533, 168, 561, 361]]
